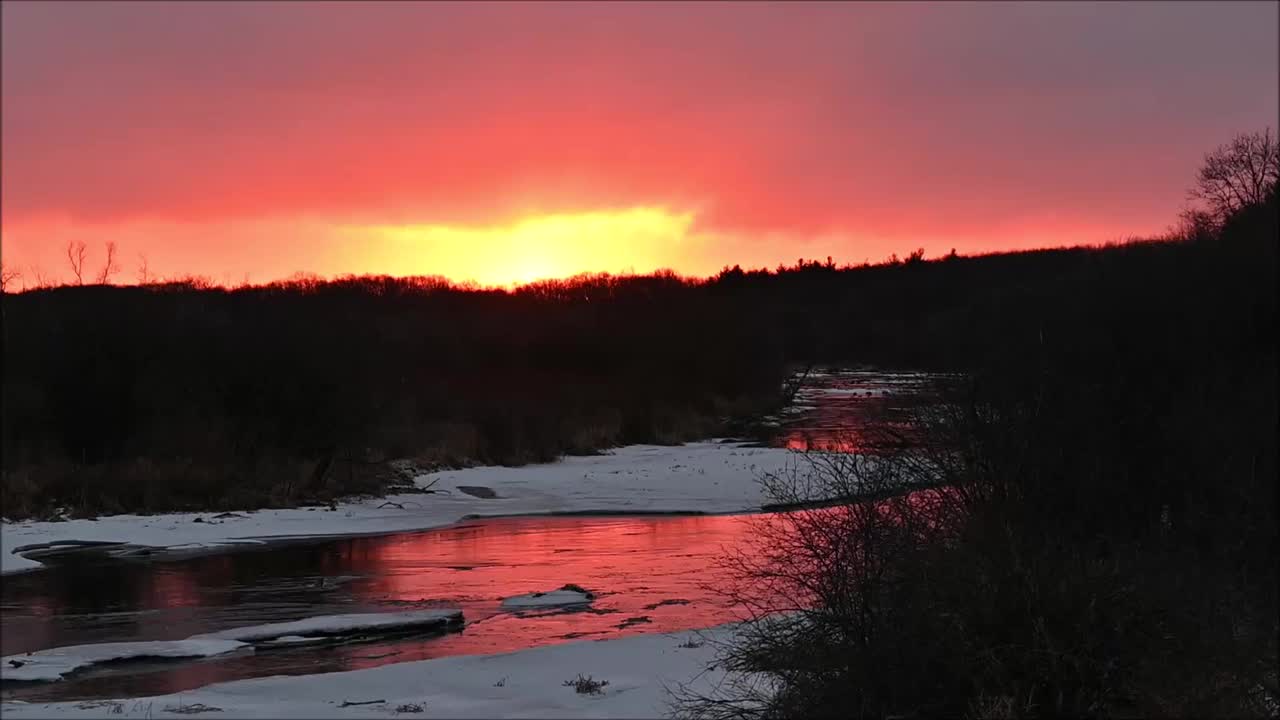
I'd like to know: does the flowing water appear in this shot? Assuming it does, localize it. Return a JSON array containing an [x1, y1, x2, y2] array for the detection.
[[2, 513, 760, 702], [1, 369, 935, 703]]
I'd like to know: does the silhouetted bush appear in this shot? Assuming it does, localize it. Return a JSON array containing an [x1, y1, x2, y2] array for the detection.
[[674, 190, 1278, 718]]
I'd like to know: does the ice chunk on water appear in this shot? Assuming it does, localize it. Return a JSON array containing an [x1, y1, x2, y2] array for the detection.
[[502, 584, 595, 609], [193, 610, 464, 644]]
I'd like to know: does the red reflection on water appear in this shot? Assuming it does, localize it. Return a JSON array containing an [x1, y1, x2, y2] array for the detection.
[[3, 514, 760, 703], [362, 515, 747, 597], [4, 491, 955, 704], [336, 514, 757, 662], [776, 373, 934, 455], [306, 517, 757, 676], [785, 435, 862, 453]]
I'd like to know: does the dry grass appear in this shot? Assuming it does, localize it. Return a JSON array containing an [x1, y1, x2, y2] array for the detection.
[[564, 674, 610, 695]]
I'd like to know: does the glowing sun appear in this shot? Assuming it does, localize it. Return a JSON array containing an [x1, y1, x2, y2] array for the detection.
[[347, 207, 701, 287]]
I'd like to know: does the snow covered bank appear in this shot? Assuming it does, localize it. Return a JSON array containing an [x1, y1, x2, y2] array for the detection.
[[2, 441, 794, 575], [1, 639, 248, 683], [0, 626, 737, 718], [3, 612, 464, 683]]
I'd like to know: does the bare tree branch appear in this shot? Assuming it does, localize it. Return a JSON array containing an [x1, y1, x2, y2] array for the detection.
[[28, 265, 51, 289], [97, 241, 122, 284], [1189, 128, 1279, 226], [0, 261, 20, 293], [65, 240, 88, 285], [137, 252, 152, 285]]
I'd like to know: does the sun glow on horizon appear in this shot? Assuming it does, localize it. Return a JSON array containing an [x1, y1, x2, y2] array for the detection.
[[344, 207, 706, 287]]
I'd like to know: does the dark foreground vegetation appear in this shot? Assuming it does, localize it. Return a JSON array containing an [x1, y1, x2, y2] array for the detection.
[[2, 270, 791, 517], [675, 138, 1277, 717]]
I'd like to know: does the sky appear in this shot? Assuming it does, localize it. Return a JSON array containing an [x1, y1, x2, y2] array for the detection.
[[2, 1, 1277, 287]]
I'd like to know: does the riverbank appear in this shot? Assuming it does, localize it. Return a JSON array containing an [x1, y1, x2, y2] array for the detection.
[[3, 441, 794, 575], [0, 623, 735, 718]]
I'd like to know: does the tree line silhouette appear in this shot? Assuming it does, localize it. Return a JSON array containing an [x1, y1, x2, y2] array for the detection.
[[1, 130, 1275, 526]]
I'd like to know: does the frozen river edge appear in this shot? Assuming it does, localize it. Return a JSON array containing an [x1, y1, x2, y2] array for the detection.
[[3, 441, 794, 575], [1, 624, 737, 718], [2, 441, 780, 716]]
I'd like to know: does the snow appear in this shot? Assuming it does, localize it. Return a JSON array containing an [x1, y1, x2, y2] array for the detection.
[[2, 612, 463, 683], [2, 441, 794, 575], [501, 587, 594, 609], [1, 639, 248, 683], [194, 610, 464, 644], [0, 625, 739, 718], [258, 635, 320, 646]]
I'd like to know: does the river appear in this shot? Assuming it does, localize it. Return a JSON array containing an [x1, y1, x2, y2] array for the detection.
[[1, 369, 935, 703]]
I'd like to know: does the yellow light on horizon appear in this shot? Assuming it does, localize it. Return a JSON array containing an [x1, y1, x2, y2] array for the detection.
[[345, 207, 700, 287]]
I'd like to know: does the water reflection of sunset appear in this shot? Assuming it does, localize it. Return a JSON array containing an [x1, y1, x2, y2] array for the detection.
[[2, 492, 953, 705], [358, 515, 753, 611], [2, 514, 758, 703]]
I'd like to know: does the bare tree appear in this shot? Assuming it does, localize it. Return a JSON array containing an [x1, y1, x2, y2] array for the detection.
[[1189, 128, 1279, 225], [96, 241, 122, 284], [28, 264, 51, 289], [137, 252, 152, 285], [1176, 207, 1217, 241], [65, 240, 88, 285], [0, 261, 20, 293]]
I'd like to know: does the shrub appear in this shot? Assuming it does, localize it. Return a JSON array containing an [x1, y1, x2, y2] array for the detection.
[[564, 674, 610, 695], [675, 191, 1278, 718]]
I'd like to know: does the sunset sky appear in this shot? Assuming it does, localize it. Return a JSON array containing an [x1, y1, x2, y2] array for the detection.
[[2, 1, 1277, 287]]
